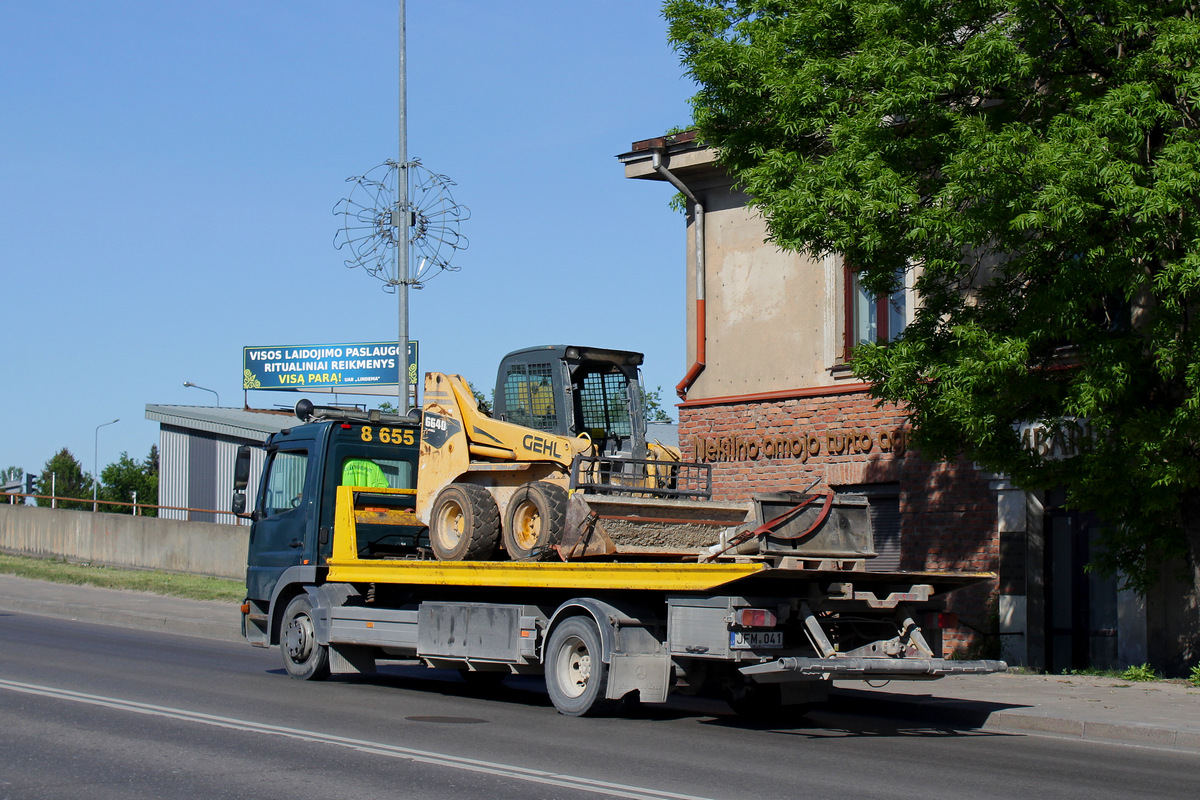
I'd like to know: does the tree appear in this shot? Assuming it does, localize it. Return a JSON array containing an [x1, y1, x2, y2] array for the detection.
[[2, 466, 25, 505], [100, 446, 159, 516], [36, 448, 93, 510], [382, 384, 492, 415], [667, 2, 1200, 594], [644, 386, 675, 423], [470, 383, 493, 415]]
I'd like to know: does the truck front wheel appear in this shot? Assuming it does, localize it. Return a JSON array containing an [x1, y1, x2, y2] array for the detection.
[[281, 594, 330, 681], [545, 617, 618, 716], [430, 483, 501, 561], [503, 481, 567, 561]]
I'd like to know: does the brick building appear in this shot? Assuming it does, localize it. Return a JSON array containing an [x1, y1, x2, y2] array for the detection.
[[618, 131, 1196, 673]]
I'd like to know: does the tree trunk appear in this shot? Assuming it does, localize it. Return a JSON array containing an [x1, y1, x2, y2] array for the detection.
[[1176, 489, 1200, 674]]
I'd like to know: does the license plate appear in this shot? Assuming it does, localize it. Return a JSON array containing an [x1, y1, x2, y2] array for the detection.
[[730, 630, 783, 649]]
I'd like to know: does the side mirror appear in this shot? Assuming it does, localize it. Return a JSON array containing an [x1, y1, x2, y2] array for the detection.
[[234, 445, 252, 491], [231, 490, 247, 516]]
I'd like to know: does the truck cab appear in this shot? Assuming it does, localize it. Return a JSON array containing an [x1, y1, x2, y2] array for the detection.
[[235, 406, 424, 646]]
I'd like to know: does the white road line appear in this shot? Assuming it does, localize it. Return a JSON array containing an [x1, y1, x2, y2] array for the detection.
[[0, 678, 716, 800]]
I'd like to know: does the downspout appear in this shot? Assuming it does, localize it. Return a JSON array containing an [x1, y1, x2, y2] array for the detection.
[[652, 150, 705, 400]]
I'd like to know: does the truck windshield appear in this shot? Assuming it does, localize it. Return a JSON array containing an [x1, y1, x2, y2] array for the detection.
[[340, 456, 413, 489]]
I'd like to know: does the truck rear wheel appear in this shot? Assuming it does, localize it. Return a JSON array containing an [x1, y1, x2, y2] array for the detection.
[[281, 594, 329, 681], [430, 483, 500, 561], [545, 616, 619, 716], [503, 481, 567, 561]]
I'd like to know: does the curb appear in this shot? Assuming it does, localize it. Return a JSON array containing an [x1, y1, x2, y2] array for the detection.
[[828, 687, 1200, 753], [0, 595, 243, 644], [983, 710, 1200, 752]]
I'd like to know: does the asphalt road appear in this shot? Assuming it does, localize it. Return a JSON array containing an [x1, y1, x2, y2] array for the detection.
[[2, 609, 1198, 800]]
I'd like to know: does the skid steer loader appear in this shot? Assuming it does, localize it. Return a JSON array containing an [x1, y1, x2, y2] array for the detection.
[[416, 345, 753, 561]]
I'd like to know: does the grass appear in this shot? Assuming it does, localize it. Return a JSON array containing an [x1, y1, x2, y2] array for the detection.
[[0, 552, 244, 603], [1119, 663, 1160, 682]]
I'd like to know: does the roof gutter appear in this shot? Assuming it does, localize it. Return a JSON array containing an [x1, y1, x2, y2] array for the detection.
[[651, 150, 706, 400]]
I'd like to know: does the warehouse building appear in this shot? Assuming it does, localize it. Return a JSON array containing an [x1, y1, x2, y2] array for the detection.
[[144, 404, 291, 524]]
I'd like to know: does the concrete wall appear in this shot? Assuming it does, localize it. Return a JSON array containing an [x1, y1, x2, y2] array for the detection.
[[0, 504, 247, 580]]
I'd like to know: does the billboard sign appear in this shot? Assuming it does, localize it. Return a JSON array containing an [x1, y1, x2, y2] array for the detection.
[[242, 340, 418, 391]]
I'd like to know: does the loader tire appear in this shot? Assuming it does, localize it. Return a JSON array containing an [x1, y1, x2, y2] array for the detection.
[[429, 483, 501, 561], [502, 481, 568, 561]]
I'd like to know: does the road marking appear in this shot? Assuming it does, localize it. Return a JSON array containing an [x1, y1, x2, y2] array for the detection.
[[0, 678, 715, 800]]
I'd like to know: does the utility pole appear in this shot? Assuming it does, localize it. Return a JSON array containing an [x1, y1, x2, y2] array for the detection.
[[396, 0, 410, 414]]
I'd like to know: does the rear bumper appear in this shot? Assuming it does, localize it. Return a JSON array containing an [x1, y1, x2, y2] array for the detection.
[[740, 657, 1008, 681]]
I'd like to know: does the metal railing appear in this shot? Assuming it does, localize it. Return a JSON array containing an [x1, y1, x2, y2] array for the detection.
[[569, 455, 713, 501], [2, 492, 245, 523]]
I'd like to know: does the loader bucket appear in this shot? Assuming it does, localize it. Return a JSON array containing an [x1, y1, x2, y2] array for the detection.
[[752, 491, 875, 559], [559, 493, 752, 559]]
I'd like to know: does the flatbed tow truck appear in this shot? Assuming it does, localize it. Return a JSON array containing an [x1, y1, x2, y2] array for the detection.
[[236, 347, 1005, 717]]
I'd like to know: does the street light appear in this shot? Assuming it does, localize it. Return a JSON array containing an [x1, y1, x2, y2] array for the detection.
[[93, 418, 119, 511], [183, 381, 220, 406]]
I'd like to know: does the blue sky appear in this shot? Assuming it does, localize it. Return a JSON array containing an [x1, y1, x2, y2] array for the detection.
[[1, 1, 696, 479]]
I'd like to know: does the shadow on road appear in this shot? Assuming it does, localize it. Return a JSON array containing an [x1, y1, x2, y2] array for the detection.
[[263, 663, 1022, 741]]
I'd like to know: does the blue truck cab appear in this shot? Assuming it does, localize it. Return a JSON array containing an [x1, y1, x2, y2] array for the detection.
[[234, 405, 425, 647]]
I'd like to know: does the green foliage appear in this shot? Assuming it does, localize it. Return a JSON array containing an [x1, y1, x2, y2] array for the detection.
[[663, 125, 699, 213], [1120, 663, 1160, 682], [0, 553, 243, 603], [645, 386, 675, 423], [1189, 663, 1200, 687], [469, 382, 493, 415], [667, 0, 1200, 592], [1, 466, 25, 505], [99, 446, 159, 516], [384, 386, 492, 415], [35, 448, 93, 510]]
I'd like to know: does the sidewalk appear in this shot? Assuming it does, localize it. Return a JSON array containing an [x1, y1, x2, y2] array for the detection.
[[0, 573, 242, 644], [827, 671, 1200, 752], [2, 573, 1197, 752]]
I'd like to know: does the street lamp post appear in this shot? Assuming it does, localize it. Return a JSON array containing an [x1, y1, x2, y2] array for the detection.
[[93, 418, 119, 511], [183, 381, 220, 406]]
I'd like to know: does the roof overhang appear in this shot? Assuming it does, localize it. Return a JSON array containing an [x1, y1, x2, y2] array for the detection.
[[145, 404, 293, 443]]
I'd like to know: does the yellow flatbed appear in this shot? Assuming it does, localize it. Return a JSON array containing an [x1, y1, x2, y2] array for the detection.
[[327, 486, 993, 594], [326, 557, 768, 591]]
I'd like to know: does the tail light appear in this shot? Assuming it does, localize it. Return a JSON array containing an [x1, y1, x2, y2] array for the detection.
[[734, 608, 777, 628]]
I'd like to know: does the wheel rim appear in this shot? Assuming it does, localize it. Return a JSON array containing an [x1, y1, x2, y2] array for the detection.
[[510, 500, 542, 551], [284, 612, 315, 664], [436, 500, 465, 547], [556, 636, 591, 699]]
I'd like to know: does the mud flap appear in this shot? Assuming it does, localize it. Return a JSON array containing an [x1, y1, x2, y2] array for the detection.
[[330, 644, 377, 675], [607, 653, 671, 703]]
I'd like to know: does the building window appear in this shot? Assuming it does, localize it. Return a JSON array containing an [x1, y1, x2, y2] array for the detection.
[[845, 264, 907, 357]]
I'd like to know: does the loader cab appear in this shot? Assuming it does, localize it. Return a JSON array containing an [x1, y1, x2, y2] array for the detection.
[[240, 406, 423, 606], [493, 345, 649, 458]]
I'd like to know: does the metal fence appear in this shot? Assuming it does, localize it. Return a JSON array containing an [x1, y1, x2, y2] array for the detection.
[[2, 492, 246, 524]]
